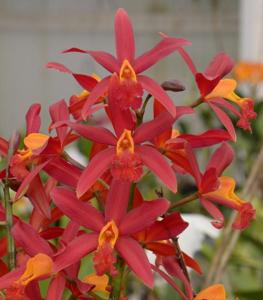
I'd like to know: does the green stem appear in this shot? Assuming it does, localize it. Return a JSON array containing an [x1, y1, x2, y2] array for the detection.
[[110, 259, 125, 300], [170, 192, 198, 210], [136, 93, 152, 126], [3, 180, 16, 270], [190, 97, 203, 108]]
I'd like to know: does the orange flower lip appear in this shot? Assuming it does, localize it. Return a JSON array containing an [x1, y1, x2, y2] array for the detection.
[[16, 253, 53, 286], [98, 220, 119, 249], [119, 59, 137, 82], [116, 129, 135, 155]]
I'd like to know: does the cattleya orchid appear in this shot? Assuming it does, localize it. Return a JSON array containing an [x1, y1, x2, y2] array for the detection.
[[180, 51, 257, 139], [0, 7, 257, 300]]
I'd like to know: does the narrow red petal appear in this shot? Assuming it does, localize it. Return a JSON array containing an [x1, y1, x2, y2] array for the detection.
[[12, 220, 53, 256], [209, 102, 237, 141], [85, 50, 119, 73], [178, 129, 231, 148], [116, 237, 153, 287], [134, 111, 174, 144], [55, 122, 116, 145], [137, 145, 177, 192], [0, 266, 25, 289], [115, 8, 135, 63], [200, 197, 225, 229], [49, 99, 69, 146], [26, 103, 41, 135], [177, 47, 197, 75], [15, 159, 52, 200], [119, 198, 169, 235], [77, 148, 115, 197], [138, 75, 176, 117], [152, 264, 188, 300], [105, 180, 130, 225], [44, 158, 81, 188], [134, 37, 191, 73], [53, 234, 98, 272], [46, 273, 66, 300], [0, 137, 9, 157], [51, 187, 104, 232], [46, 62, 72, 73], [182, 252, 202, 274], [81, 76, 111, 120], [145, 212, 189, 242], [27, 175, 51, 219], [204, 52, 234, 79], [205, 143, 234, 176]]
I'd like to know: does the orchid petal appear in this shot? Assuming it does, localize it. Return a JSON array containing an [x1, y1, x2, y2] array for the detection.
[[105, 180, 130, 225], [27, 175, 51, 219], [62, 49, 119, 73], [119, 198, 169, 235], [138, 75, 176, 117], [200, 197, 224, 229], [12, 220, 53, 256], [106, 101, 135, 137], [205, 143, 234, 176], [134, 111, 174, 144], [137, 145, 177, 192], [151, 264, 188, 300], [47, 273, 66, 300], [81, 76, 111, 120], [0, 137, 8, 157], [51, 187, 104, 232], [77, 147, 115, 197], [116, 237, 153, 288], [145, 212, 189, 242], [26, 103, 41, 135], [179, 129, 231, 148], [15, 159, 52, 200], [46, 62, 98, 91], [85, 51, 119, 73], [162, 256, 193, 300], [134, 37, 191, 73], [61, 221, 80, 244], [204, 53, 234, 79], [177, 47, 197, 75], [0, 266, 25, 289], [49, 99, 69, 146], [115, 8, 135, 63], [195, 284, 226, 300], [53, 234, 98, 272], [54, 122, 116, 145], [44, 158, 81, 188], [209, 102, 236, 141]]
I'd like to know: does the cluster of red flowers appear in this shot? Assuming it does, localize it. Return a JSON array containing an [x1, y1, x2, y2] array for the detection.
[[0, 8, 256, 300]]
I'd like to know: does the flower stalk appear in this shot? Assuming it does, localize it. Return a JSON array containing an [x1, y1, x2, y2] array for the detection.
[[170, 192, 199, 210], [3, 179, 16, 270]]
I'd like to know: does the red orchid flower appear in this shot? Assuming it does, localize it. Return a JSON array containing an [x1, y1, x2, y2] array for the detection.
[[152, 101, 232, 174], [51, 180, 170, 287], [132, 187, 200, 299], [46, 62, 106, 121], [55, 110, 177, 197], [0, 219, 93, 300], [180, 51, 257, 139], [177, 143, 255, 229], [61, 8, 191, 119], [8, 101, 83, 219]]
